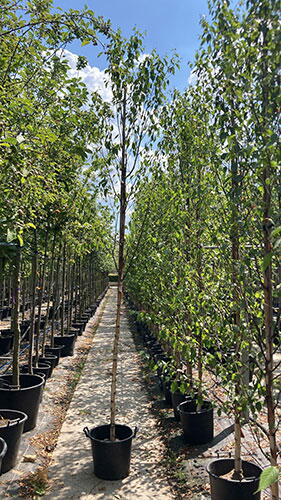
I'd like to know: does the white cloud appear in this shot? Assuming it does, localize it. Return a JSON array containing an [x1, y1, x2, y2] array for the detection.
[[138, 53, 151, 65], [57, 49, 112, 102], [188, 69, 198, 86]]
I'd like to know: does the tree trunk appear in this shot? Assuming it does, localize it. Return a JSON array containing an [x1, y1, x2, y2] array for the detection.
[[51, 243, 61, 347], [28, 231, 38, 374], [260, 17, 279, 500], [21, 277, 25, 322], [263, 167, 279, 500], [230, 144, 243, 480], [42, 234, 56, 354], [34, 228, 49, 365], [60, 243, 66, 336], [110, 89, 127, 441], [11, 248, 21, 388]]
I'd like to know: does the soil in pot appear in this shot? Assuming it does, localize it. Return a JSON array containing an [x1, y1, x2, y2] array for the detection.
[[0, 409, 27, 473], [178, 399, 214, 444], [207, 458, 262, 500], [0, 374, 44, 432], [53, 334, 76, 357], [84, 424, 137, 480]]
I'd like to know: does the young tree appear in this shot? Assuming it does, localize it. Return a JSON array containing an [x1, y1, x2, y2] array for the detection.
[[97, 29, 178, 439]]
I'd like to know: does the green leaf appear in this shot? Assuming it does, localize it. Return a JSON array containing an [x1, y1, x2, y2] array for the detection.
[[255, 467, 279, 493], [7, 229, 16, 243], [272, 226, 281, 238], [17, 234, 24, 247], [262, 252, 272, 272], [81, 39, 90, 46]]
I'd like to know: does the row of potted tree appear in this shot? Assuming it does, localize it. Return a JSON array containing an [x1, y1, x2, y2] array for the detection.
[[0, 244, 109, 476], [0, 0, 114, 479], [125, 1, 280, 498]]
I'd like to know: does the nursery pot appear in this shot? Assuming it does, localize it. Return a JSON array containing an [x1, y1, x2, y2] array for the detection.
[[76, 317, 88, 327], [207, 459, 262, 500], [0, 336, 12, 356], [84, 424, 137, 480], [0, 409, 27, 473], [66, 329, 80, 338], [163, 381, 172, 406], [71, 322, 84, 335], [172, 391, 190, 421], [44, 346, 63, 366], [54, 334, 76, 357], [0, 374, 44, 432], [32, 355, 57, 372], [21, 362, 52, 379], [178, 400, 214, 444], [0, 437, 7, 474], [80, 313, 91, 321]]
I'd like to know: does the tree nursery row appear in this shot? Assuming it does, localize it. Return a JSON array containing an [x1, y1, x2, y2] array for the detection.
[[0, 0, 280, 499], [124, 1, 280, 498]]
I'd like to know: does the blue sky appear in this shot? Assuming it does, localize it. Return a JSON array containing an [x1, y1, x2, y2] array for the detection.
[[53, 0, 209, 92]]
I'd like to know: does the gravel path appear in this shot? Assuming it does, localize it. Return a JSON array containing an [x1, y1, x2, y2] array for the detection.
[[45, 287, 174, 499]]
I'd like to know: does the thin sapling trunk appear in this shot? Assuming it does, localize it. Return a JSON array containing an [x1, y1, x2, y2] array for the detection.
[[42, 234, 56, 354], [34, 228, 49, 365], [60, 242, 66, 336], [28, 230, 38, 374], [11, 248, 21, 388], [110, 90, 127, 441]]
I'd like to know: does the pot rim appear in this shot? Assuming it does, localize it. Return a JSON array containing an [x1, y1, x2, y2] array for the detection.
[[0, 437, 7, 458], [0, 374, 45, 392], [206, 458, 262, 483], [53, 334, 75, 339], [45, 345, 63, 350], [0, 408, 28, 426], [86, 423, 135, 444], [178, 399, 213, 415]]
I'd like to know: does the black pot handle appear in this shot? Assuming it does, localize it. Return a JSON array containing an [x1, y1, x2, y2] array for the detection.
[[133, 426, 138, 438], [83, 427, 90, 438]]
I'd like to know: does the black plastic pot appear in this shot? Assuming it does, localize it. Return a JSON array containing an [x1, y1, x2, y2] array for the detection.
[[0, 409, 27, 473], [178, 400, 214, 444], [163, 382, 172, 406], [71, 322, 84, 335], [81, 313, 91, 321], [0, 374, 44, 432], [54, 334, 76, 357], [84, 424, 137, 480], [33, 355, 57, 372], [66, 329, 80, 338], [21, 362, 51, 379], [207, 459, 262, 500], [44, 345, 63, 366], [1, 308, 10, 319], [76, 317, 88, 326], [172, 391, 189, 421], [0, 437, 7, 474], [0, 329, 14, 349], [0, 336, 12, 355]]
